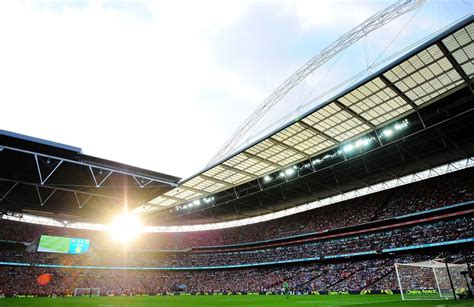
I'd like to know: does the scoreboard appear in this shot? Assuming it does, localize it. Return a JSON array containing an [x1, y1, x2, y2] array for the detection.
[[37, 235, 90, 254]]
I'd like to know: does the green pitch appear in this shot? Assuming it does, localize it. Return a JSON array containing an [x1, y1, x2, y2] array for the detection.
[[1, 295, 472, 307]]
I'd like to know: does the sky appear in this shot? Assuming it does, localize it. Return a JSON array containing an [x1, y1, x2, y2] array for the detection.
[[1, 0, 473, 179]]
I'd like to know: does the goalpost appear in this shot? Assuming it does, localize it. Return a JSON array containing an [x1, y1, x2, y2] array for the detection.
[[73, 288, 101, 297], [395, 260, 468, 300]]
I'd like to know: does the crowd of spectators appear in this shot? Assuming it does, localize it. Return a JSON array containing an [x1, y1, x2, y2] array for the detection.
[[0, 216, 472, 269], [0, 168, 472, 251], [0, 168, 472, 297], [0, 251, 471, 297]]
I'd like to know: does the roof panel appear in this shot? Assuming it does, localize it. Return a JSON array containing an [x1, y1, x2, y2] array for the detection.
[[385, 44, 465, 106], [150, 197, 176, 207], [145, 19, 474, 211]]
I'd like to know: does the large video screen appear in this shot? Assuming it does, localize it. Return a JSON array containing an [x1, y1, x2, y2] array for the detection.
[[37, 235, 90, 254]]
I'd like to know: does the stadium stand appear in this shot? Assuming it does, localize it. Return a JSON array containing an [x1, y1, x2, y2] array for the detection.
[[0, 12, 473, 301], [1, 167, 472, 249], [0, 168, 472, 296], [0, 251, 472, 296]]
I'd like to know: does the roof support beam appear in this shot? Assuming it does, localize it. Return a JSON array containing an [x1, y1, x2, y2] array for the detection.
[[280, 183, 321, 203], [397, 140, 432, 169], [219, 163, 258, 180], [361, 155, 399, 178], [176, 185, 205, 195], [132, 176, 154, 188], [158, 163, 259, 209], [148, 93, 473, 217], [334, 100, 375, 129], [35, 186, 57, 207], [379, 75, 419, 110], [268, 137, 310, 158], [2, 145, 177, 187], [0, 177, 157, 209], [154, 194, 184, 203], [435, 128, 469, 158], [34, 155, 64, 185], [89, 166, 113, 188], [199, 174, 232, 188], [76, 193, 93, 209], [298, 121, 339, 144], [233, 198, 274, 215], [0, 182, 19, 201], [437, 41, 473, 92], [242, 151, 281, 168]]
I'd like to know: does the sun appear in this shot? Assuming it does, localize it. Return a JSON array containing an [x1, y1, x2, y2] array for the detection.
[[108, 213, 142, 243]]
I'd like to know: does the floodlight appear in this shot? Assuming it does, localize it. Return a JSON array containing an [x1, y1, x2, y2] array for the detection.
[[284, 168, 296, 176], [383, 129, 393, 137], [263, 175, 272, 182], [394, 124, 402, 130], [343, 144, 353, 153], [192, 200, 200, 206]]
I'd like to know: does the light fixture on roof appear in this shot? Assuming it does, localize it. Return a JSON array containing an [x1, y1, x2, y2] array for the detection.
[[343, 144, 353, 153], [203, 196, 214, 204], [383, 129, 393, 137], [284, 168, 296, 176], [192, 200, 201, 206], [263, 175, 272, 182]]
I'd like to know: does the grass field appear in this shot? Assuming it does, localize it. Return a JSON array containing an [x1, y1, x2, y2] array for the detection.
[[1, 295, 473, 307]]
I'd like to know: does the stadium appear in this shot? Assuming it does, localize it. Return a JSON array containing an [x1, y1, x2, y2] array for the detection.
[[0, 1, 473, 306]]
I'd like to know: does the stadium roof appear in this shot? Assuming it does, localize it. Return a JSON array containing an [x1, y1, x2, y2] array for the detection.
[[140, 15, 474, 215], [0, 130, 180, 221]]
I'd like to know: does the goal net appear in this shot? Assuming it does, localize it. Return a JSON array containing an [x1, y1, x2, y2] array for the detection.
[[395, 260, 467, 300], [73, 288, 100, 297]]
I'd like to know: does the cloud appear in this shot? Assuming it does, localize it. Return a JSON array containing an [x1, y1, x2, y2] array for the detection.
[[293, 0, 387, 31], [0, 0, 266, 177], [1, 0, 471, 178]]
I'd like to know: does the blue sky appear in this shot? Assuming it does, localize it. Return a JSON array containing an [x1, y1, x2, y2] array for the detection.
[[1, 0, 472, 178]]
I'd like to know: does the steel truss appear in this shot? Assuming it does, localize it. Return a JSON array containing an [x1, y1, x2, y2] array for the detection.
[[2, 157, 472, 232], [0, 145, 177, 209], [208, 0, 427, 166], [164, 96, 473, 218]]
